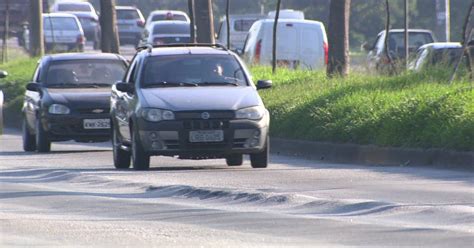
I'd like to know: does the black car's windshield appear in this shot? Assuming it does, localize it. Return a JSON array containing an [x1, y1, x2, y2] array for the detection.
[[44, 59, 127, 87], [142, 55, 248, 87]]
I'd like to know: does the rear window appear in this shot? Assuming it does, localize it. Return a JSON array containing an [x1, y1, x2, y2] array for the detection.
[[151, 13, 188, 22], [233, 19, 259, 32], [430, 48, 463, 65], [78, 17, 97, 26], [153, 23, 190, 35], [57, 3, 91, 12], [388, 32, 434, 51], [153, 37, 190, 45], [44, 17, 79, 31], [116, 9, 140, 20], [45, 59, 127, 86], [142, 55, 247, 86]]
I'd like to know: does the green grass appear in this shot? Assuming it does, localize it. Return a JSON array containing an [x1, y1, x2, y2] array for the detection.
[[0, 57, 38, 125], [253, 66, 473, 151], [1, 58, 472, 151]]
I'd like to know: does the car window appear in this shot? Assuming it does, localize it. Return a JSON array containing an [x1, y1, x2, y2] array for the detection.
[[78, 17, 97, 26], [57, 4, 91, 12], [430, 48, 463, 66], [151, 13, 187, 22], [142, 55, 248, 86], [44, 17, 79, 31], [116, 9, 139, 20], [153, 23, 190, 35], [387, 32, 434, 51], [45, 59, 127, 86], [233, 19, 259, 32]]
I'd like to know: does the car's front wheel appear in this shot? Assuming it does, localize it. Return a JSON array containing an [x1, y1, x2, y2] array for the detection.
[[250, 137, 269, 168], [22, 119, 36, 152], [131, 127, 150, 170], [112, 127, 131, 169], [35, 119, 51, 153], [226, 154, 243, 166]]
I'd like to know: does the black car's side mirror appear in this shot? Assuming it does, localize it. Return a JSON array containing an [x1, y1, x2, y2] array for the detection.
[[116, 82, 134, 94], [256, 80, 272, 90], [234, 49, 244, 55], [0, 70, 7, 78], [26, 83, 40, 92]]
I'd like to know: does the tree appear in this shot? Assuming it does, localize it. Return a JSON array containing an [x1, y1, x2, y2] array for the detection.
[[100, 0, 120, 53], [29, 0, 44, 57], [327, 0, 351, 77], [195, 0, 215, 43], [272, 0, 281, 74]]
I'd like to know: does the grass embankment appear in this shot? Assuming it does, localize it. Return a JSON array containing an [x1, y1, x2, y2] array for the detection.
[[252, 67, 473, 151], [0, 58, 472, 151], [0, 58, 38, 125]]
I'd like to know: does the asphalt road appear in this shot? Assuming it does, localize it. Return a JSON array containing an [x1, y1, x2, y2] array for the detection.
[[1, 128, 473, 247]]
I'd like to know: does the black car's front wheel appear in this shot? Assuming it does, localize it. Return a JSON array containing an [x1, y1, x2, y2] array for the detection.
[[250, 137, 269, 168], [131, 127, 150, 170], [35, 119, 51, 153], [226, 154, 243, 166], [22, 119, 36, 152], [112, 127, 131, 169]]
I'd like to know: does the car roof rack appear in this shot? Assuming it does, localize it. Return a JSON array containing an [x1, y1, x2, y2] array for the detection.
[[135, 43, 228, 53]]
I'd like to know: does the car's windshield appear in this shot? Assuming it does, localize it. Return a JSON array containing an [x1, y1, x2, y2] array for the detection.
[[151, 13, 188, 22], [234, 19, 259, 32], [57, 4, 91, 12], [43, 17, 79, 31], [142, 55, 248, 87], [45, 59, 127, 87], [388, 32, 434, 51]]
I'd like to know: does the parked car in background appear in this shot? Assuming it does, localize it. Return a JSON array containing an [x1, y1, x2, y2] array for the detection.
[[22, 53, 128, 153], [43, 13, 86, 53], [364, 29, 435, 72], [216, 14, 265, 51], [73, 12, 101, 49], [142, 21, 191, 46], [110, 44, 272, 170], [409, 42, 463, 71], [145, 10, 190, 29], [52, 0, 98, 16], [267, 9, 305, 20], [243, 19, 328, 70], [0, 70, 7, 135], [116, 6, 145, 46]]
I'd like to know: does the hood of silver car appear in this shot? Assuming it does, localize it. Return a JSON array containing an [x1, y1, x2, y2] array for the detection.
[[141, 86, 263, 111]]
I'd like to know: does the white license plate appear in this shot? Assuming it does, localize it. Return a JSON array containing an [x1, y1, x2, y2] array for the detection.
[[189, 130, 224, 143], [54, 44, 69, 51], [83, 119, 110, 129]]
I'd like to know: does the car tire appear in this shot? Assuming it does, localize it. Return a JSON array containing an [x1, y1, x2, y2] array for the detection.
[[22, 119, 36, 152], [131, 127, 150, 171], [226, 154, 243, 166], [112, 127, 131, 169], [35, 119, 51, 153], [250, 137, 269, 168]]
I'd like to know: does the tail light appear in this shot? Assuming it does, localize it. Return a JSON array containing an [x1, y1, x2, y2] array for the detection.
[[137, 20, 145, 27], [77, 34, 85, 44], [255, 39, 262, 63], [323, 41, 328, 65]]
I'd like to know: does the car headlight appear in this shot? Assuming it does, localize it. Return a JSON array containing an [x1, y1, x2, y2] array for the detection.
[[235, 106, 265, 120], [48, 104, 70, 114], [141, 108, 175, 122]]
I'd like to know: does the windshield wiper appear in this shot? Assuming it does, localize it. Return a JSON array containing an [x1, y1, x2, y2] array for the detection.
[[82, 83, 112, 88], [144, 81, 198, 88], [198, 82, 239, 86], [46, 83, 82, 88]]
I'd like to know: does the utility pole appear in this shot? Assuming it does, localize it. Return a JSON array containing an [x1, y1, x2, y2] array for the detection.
[[272, 0, 281, 74], [100, 0, 120, 53], [436, 0, 450, 41], [194, 0, 214, 43], [188, 0, 196, 43], [30, 0, 44, 57], [226, 0, 230, 49], [404, 0, 409, 70], [2, 0, 9, 63]]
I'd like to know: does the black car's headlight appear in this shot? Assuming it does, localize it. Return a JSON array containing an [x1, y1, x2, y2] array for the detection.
[[235, 106, 265, 120], [48, 104, 70, 115], [141, 108, 175, 122]]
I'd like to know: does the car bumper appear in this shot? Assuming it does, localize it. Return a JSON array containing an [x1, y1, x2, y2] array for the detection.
[[136, 117, 269, 158], [41, 113, 111, 142], [118, 31, 141, 43], [45, 42, 84, 52]]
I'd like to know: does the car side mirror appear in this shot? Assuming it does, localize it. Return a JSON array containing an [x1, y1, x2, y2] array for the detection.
[[0, 70, 7, 78], [256, 80, 272, 90], [116, 82, 134, 93], [362, 42, 372, 52], [234, 48, 243, 55], [26, 83, 40, 92]]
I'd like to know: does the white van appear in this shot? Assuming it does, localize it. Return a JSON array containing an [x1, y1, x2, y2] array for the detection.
[[216, 14, 265, 50], [267, 9, 305, 20], [243, 19, 328, 70]]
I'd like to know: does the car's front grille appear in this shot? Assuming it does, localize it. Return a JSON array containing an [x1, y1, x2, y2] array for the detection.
[[76, 108, 110, 115], [175, 111, 235, 120], [183, 120, 229, 130]]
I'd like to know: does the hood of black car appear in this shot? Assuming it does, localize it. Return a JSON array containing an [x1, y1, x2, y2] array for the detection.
[[141, 86, 263, 111], [45, 88, 111, 109]]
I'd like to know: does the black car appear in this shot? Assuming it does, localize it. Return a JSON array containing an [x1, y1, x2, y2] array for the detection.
[[110, 44, 272, 170], [22, 53, 128, 152]]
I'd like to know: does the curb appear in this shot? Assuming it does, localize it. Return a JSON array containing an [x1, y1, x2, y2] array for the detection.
[[270, 137, 474, 170]]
